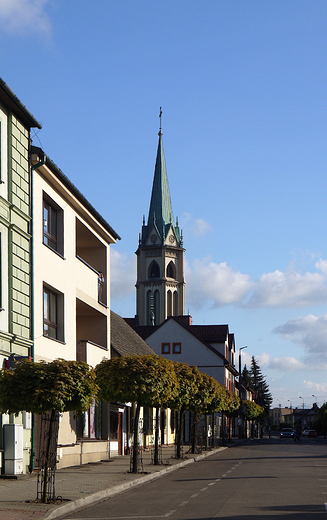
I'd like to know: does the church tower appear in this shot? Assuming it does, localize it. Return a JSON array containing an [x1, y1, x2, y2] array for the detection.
[[135, 112, 185, 326]]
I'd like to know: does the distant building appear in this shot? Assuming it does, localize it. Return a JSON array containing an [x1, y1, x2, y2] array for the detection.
[[270, 406, 293, 428]]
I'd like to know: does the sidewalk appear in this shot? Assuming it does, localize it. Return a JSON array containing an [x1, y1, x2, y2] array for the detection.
[[0, 443, 232, 520]]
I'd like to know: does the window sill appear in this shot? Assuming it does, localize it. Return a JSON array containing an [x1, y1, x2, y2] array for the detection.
[[43, 242, 65, 259], [43, 335, 66, 345]]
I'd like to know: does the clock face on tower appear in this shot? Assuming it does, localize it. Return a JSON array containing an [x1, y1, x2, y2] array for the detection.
[[169, 235, 175, 244]]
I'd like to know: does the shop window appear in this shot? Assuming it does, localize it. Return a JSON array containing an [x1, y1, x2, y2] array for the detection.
[[143, 407, 153, 435], [110, 410, 119, 440], [77, 400, 102, 439]]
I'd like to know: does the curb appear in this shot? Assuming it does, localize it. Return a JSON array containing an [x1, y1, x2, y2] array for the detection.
[[44, 446, 228, 520]]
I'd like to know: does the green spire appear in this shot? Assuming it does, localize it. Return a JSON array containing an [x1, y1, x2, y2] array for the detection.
[[147, 131, 174, 238], [141, 110, 181, 246]]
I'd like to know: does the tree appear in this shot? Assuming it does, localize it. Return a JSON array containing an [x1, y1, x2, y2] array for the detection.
[[242, 399, 264, 421], [318, 403, 327, 437], [96, 355, 178, 472], [241, 364, 252, 388], [167, 362, 200, 459], [187, 372, 219, 453], [249, 356, 272, 416], [0, 359, 97, 502]]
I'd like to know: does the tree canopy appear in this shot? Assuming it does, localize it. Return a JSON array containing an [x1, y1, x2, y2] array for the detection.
[[0, 358, 97, 415], [96, 354, 178, 408]]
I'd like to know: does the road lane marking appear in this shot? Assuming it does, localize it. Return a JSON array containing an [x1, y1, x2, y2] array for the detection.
[[215, 478, 221, 482], [190, 493, 199, 498], [178, 501, 189, 507], [165, 511, 176, 517], [208, 482, 215, 486], [222, 474, 227, 477]]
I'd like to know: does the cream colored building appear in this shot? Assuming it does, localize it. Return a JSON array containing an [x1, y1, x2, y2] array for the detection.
[[32, 146, 120, 467]]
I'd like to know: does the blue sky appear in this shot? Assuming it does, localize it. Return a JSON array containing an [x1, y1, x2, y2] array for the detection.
[[1, 0, 327, 409]]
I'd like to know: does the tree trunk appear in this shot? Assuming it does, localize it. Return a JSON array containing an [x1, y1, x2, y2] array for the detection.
[[176, 409, 183, 459], [42, 409, 56, 503], [154, 406, 160, 465], [204, 413, 208, 450], [221, 412, 225, 446], [191, 411, 199, 454], [132, 401, 141, 473]]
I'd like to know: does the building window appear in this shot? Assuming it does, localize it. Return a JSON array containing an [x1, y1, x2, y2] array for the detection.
[[43, 194, 64, 255], [162, 343, 170, 354], [43, 285, 64, 341], [173, 342, 181, 354], [167, 290, 172, 316], [76, 400, 102, 440], [166, 261, 175, 278], [148, 260, 160, 278]]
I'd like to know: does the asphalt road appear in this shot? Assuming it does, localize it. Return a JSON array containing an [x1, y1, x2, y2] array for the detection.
[[64, 438, 327, 519]]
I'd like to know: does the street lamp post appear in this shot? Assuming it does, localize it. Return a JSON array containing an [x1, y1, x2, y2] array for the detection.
[[288, 399, 292, 409], [238, 346, 248, 386], [312, 394, 317, 405], [299, 396, 304, 409]]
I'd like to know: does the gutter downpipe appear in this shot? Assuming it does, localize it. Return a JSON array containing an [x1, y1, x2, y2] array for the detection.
[[29, 152, 47, 473]]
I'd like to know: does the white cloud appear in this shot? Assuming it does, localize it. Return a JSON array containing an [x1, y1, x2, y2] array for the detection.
[[267, 356, 305, 371], [185, 256, 254, 307], [274, 313, 327, 368], [192, 218, 213, 237], [304, 380, 327, 395], [110, 249, 136, 300], [180, 213, 213, 237], [246, 269, 327, 308], [185, 256, 327, 309], [0, 0, 52, 36], [316, 258, 327, 275]]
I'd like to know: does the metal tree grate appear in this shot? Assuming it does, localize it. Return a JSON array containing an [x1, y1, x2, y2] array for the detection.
[[36, 411, 60, 503]]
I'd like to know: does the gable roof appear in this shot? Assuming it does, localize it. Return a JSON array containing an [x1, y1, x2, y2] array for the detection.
[[111, 311, 156, 357], [0, 77, 42, 129], [32, 146, 121, 241]]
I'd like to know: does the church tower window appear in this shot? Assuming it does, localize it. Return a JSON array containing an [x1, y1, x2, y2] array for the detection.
[[173, 291, 178, 316], [148, 260, 160, 279], [167, 290, 172, 316], [166, 261, 175, 279]]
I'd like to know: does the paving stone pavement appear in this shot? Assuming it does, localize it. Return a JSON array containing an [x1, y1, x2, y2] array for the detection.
[[0, 444, 230, 520]]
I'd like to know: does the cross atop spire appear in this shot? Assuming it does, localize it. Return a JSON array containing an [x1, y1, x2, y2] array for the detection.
[[159, 107, 163, 136]]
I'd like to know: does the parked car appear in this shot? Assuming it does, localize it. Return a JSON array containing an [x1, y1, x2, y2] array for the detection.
[[302, 429, 316, 437], [280, 428, 295, 439]]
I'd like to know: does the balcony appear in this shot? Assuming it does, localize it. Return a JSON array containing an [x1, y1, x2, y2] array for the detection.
[[76, 218, 107, 306], [76, 298, 108, 366]]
